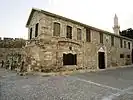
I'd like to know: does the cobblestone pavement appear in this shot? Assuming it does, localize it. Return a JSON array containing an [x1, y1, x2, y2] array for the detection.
[[0, 67, 133, 100]]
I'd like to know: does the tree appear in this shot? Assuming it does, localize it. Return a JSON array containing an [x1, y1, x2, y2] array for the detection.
[[120, 28, 133, 39]]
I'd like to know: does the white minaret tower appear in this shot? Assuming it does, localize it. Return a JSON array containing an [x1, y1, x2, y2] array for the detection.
[[113, 14, 120, 35]]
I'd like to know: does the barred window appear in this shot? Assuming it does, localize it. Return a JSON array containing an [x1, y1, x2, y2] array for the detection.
[[86, 28, 91, 42], [127, 55, 130, 58], [66, 26, 72, 39], [128, 42, 130, 49], [35, 23, 39, 37], [111, 36, 114, 46], [124, 41, 126, 48], [120, 39, 123, 48], [30, 28, 32, 39], [100, 33, 103, 43], [53, 22, 60, 36], [77, 28, 82, 40], [120, 54, 124, 58]]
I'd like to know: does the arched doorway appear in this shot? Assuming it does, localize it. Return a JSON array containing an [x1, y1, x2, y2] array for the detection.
[[98, 52, 105, 69], [98, 47, 106, 69], [63, 53, 77, 65]]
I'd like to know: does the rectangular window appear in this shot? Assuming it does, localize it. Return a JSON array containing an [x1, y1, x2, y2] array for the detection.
[[120, 54, 124, 58], [53, 22, 60, 36], [77, 28, 82, 40], [30, 28, 32, 39], [66, 26, 72, 39], [100, 33, 103, 43], [128, 42, 130, 49], [86, 28, 91, 42], [124, 41, 126, 48], [127, 55, 130, 58], [120, 39, 123, 48], [35, 23, 39, 37], [111, 36, 114, 46]]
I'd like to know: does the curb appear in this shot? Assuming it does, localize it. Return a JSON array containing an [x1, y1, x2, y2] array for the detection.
[[25, 64, 133, 76]]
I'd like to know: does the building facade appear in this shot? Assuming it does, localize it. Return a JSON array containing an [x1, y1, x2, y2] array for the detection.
[[25, 8, 133, 72]]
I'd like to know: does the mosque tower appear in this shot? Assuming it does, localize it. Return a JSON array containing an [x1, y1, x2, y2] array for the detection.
[[113, 14, 120, 35]]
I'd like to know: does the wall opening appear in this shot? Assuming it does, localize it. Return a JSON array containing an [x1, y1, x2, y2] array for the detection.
[[66, 26, 72, 39], [63, 53, 77, 65], [98, 52, 105, 69], [35, 23, 39, 37], [30, 28, 32, 39], [53, 22, 60, 36], [132, 49, 133, 63]]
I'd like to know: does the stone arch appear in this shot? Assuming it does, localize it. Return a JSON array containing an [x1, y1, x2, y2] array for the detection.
[[97, 46, 107, 69]]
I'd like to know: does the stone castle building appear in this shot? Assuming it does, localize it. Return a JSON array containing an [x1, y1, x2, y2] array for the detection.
[[24, 8, 133, 72]]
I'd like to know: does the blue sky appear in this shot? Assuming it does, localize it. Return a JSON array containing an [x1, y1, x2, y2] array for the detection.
[[0, 0, 133, 39]]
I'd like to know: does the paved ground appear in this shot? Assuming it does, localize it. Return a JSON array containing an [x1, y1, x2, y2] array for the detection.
[[0, 67, 133, 100]]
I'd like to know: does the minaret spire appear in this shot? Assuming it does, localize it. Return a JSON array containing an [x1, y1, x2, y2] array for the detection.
[[113, 14, 120, 35]]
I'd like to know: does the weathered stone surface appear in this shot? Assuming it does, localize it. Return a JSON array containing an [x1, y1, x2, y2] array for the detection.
[[25, 8, 133, 72], [0, 38, 26, 71]]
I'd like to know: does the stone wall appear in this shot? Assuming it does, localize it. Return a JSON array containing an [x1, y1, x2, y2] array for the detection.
[[25, 36, 83, 72], [0, 37, 25, 48], [0, 38, 26, 70]]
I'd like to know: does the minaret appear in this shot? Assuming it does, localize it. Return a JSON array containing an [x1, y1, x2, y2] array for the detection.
[[113, 14, 120, 35]]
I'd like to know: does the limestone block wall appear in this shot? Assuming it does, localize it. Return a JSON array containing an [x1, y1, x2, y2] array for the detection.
[[0, 38, 26, 69], [84, 43, 98, 69], [0, 48, 23, 61], [0, 48, 24, 69], [0, 38, 26, 59], [24, 38, 57, 72], [25, 36, 84, 72], [103, 33, 132, 67], [83, 30, 132, 70]]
